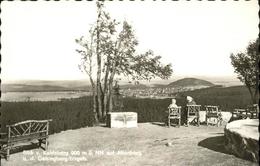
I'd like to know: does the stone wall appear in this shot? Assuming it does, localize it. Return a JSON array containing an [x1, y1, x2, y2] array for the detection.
[[224, 120, 259, 162], [107, 112, 137, 128]]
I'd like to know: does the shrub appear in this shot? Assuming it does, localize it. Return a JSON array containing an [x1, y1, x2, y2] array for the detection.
[[0, 96, 93, 134]]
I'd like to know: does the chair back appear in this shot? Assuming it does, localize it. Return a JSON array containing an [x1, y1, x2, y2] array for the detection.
[[233, 109, 247, 115], [187, 105, 201, 116], [205, 105, 219, 116], [168, 106, 181, 118]]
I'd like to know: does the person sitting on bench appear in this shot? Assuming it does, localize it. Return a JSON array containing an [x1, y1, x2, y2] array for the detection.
[[183, 96, 197, 126], [165, 98, 179, 126], [186, 96, 196, 105], [168, 98, 178, 109]]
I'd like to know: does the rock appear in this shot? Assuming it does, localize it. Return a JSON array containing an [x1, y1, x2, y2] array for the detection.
[[166, 142, 173, 147], [224, 119, 259, 162], [107, 112, 137, 128]]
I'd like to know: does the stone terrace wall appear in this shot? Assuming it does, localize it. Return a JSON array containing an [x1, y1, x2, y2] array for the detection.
[[224, 119, 259, 162]]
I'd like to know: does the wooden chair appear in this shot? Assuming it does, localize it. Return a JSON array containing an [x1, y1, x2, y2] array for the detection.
[[187, 105, 201, 126], [205, 105, 222, 127], [246, 104, 259, 119], [168, 107, 181, 127]]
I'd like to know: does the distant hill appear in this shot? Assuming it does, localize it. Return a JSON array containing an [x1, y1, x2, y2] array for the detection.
[[2, 78, 215, 92], [167, 78, 214, 88]]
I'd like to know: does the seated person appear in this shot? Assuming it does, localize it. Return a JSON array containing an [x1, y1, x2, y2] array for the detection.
[[184, 96, 197, 126], [186, 96, 196, 105], [165, 98, 179, 125], [168, 98, 178, 109]]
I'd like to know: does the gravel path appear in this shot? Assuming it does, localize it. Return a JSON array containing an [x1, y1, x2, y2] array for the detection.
[[1, 122, 258, 166]]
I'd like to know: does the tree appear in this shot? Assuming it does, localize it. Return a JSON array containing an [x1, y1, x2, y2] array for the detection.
[[75, 28, 98, 123], [76, 2, 173, 123], [76, 2, 117, 123], [230, 38, 259, 104]]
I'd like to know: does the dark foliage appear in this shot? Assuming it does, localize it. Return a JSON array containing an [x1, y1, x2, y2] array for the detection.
[[0, 97, 94, 134], [178, 86, 251, 111], [0, 86, 250, 134], [122, 86, 251, 123], [230, 38, 259, 104]]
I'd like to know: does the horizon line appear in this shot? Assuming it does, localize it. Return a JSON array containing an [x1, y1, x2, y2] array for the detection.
[[1, 75, 242, 85]]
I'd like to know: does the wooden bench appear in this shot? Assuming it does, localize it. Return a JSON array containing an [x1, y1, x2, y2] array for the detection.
[[205, 105, 222, 127], [0, 119, 52, 160], [231, 104, 259, 121], [167, 107, 182, 127], [246, 104, 259, 119], [231, 109, 248, 120], [187, 105, 201, 126]]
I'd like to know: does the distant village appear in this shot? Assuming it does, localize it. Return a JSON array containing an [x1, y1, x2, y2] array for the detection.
[[120, 85, 211, 99], [114, 78, 216, 99]]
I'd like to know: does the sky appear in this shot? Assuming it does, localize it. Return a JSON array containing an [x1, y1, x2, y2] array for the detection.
[[1, 1, 258, 83]]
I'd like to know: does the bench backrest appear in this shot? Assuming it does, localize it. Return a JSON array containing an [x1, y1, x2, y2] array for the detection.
[[6, 120, 52, 139], [187, 105, 201, 116], [233, 109, 247, 115], [247, 104, 259, 118]]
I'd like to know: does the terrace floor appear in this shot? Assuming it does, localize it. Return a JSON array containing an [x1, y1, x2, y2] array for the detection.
[[1, 122, 258, 166]]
